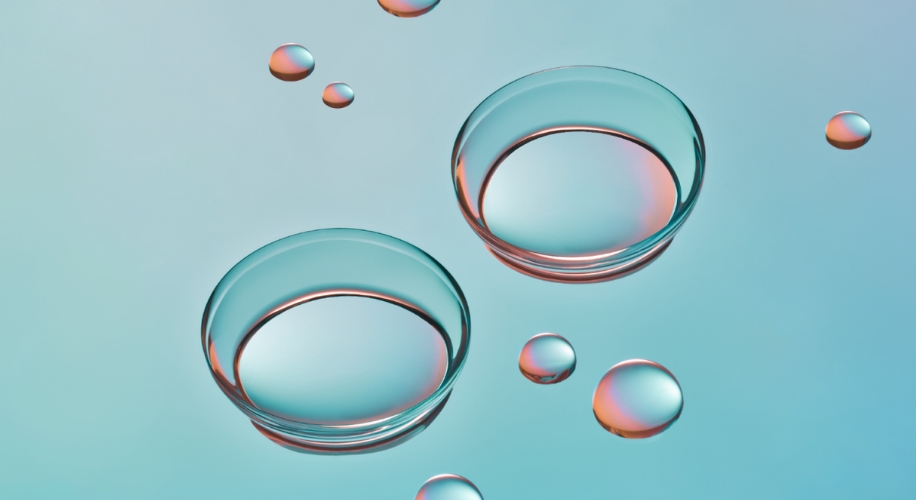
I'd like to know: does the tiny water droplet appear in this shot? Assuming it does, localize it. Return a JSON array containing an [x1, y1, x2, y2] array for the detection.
[[269, 44, 314, 82], [518, 333, 576, 384], [592, 359, 683, 439], [826, 111, 871, 150], [416, 474, 483, 500], [379, 0, 440, 18], [323, 82, 354, 109]]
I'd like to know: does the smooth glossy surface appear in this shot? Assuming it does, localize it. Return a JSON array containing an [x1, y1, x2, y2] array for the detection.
[[453, 66, 705, 283], [416, 474, 483, 500], [322, 82, 354, 109], [202, 229, 470, 454], [379, 0, 440, 18], [518, 333, 576, 384], [268, 43, 314, 82], [592, 359, 683, 439], [826, 111, 871, 150]]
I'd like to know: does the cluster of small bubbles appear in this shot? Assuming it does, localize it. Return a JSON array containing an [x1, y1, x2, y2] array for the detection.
[[826, 111, 871, 150], [518, 333, 576, 384], [416, 474, 483, 500], [269, 44, 315, 82], [379, 0, 441, 18], [322, 82, 355, 109], [592, 359, 683, 439]]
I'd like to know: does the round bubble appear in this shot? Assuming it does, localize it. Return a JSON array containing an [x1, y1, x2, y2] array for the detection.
[[202, 229, 470, 454], [592, 359, 683, 439], [518, 333, 576, 384], [269, 43, 314, 82], [322, 82, 355, 109], [452, 66, 705, 283], [826, 111, 871, 150], [416, 474, 483, 500], [379, 0, 440, 18]]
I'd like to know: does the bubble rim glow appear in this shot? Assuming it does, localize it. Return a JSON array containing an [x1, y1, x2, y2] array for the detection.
[[825, 111, 871, 150], [322, 82, 355, 109], [452, 66, 706, 283], [415, 473, 483, 500], [592, 359, 684, 439], [201, 229, 470, 454], [378, 0, 441, 18]]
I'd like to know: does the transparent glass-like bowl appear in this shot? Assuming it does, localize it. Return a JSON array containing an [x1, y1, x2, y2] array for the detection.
[[201, 229, 470, 454], [452, 66, 705, 283]]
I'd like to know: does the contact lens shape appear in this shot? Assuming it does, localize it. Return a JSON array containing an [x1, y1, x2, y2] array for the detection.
[[269, 43, 314, 82], [322, 82, 354, 109], [416, 474, 483, 500], [453, 66, 705, 283], [202, 229, 470, 454], [592, 359, 683, 439], [379, 0, 440, 18], [826, 111, 871, 150], [518, 333, 576, 384]]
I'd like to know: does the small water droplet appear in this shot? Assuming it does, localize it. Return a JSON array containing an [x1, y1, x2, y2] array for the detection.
[[518, 333, 576, 384], [322, 82, 354, 109], [592, 359, 683, 439], [416, 474, 483, 500], [269, 44, 314, 82], [379, 0, 440, 18], [826, 111, 871, 150]]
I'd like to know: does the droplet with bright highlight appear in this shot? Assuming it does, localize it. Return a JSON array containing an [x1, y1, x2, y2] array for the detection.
[[379, 0, 440, 18], [416, 474, 483, 500], [322, 82, 354, 109], [268, 44, 314, 82], [826, 111, 871, 150], [592, 359, 683, 439], [518, 333, 576, 384]]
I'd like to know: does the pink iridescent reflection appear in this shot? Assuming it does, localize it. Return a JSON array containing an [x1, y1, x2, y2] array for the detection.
[[518, 333, 576, 384], [826, 111, 871, 150], [592, 359, 683, 439], [268, 44, 314, 82], [416, 474, 483, 500], [322, 82, 354, 109], [379, 0, 441, 18], [482, 131, 677, 258]]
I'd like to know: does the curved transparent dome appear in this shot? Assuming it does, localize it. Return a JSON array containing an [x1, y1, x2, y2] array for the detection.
[[202, 229, 470, 454], [453, 66, 705, 283]]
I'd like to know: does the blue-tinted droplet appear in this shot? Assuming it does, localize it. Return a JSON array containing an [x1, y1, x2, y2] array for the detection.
[[592, 359, 683, 439], [379, 0, 440, 18], [322, 82, 354, 109], [826, 111, 871, 150], [416, 474, 483, 500], [518, 333, 576, 384], [269, 43, 314, 82]]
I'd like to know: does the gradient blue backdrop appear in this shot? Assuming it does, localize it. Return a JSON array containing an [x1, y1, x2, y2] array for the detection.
[[1, 1, 914, 498]]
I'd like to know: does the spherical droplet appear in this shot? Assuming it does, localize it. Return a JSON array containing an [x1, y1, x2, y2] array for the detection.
[[592, 359, 683, 439], [826, 111, 871, 150], [416, 474, 483, 500], [379, 0, 440, 18], [518, 333, 576, 384], [322, 82, 354, 109], [268, 44, 314, 82]]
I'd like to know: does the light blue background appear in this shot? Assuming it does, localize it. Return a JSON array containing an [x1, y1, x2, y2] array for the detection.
[[1, 1, 914, 498]]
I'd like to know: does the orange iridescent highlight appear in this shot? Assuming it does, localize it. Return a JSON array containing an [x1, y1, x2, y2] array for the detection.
[[825, 111, 871, 150], [378, 0, 441, 18], [268, 43, 315, 82], [322, 82, 354, 109]]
